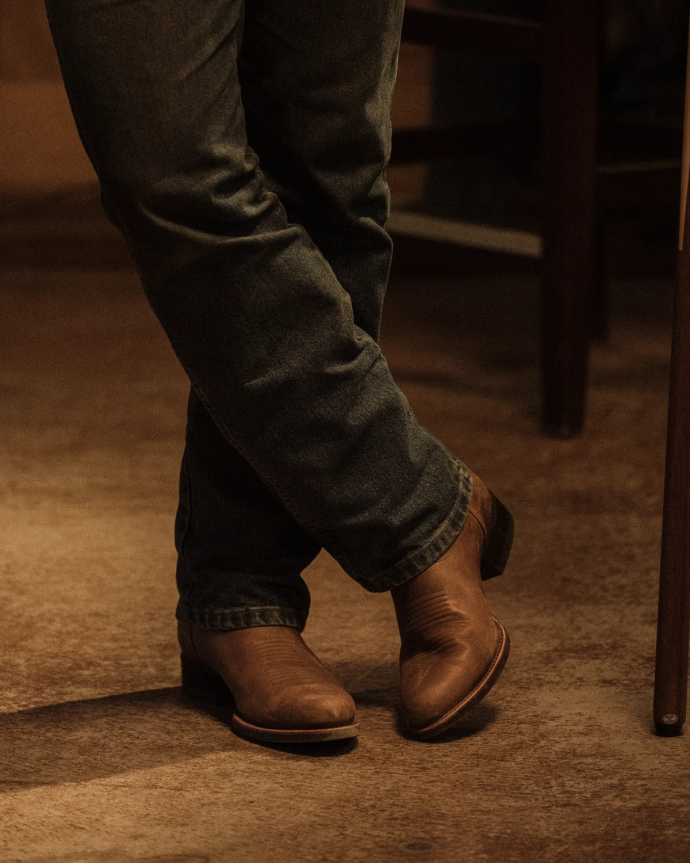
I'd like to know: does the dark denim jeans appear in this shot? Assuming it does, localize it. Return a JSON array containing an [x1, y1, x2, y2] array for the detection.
[[45, 0, 472, 630]]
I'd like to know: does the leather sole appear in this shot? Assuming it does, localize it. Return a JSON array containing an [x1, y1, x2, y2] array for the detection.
[[180, 654, 359, 743], [406, 618, 510, 740]]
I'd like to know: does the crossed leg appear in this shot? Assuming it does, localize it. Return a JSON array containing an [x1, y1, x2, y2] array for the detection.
[[45, 0, 512, 742]]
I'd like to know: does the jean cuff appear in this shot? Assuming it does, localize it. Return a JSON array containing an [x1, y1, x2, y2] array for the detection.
[[361, 459, 472, 593], [175, 603, 308, 631]]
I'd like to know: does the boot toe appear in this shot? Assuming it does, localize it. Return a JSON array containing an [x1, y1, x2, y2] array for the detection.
[[401, 648, 488, 732], [401, 621, 509, 738], [269, 684, 357, 730]]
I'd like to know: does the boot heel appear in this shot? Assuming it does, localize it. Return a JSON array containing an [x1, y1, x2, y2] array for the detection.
[[180, 654, 234, 707], [480, 493, 514, 581]]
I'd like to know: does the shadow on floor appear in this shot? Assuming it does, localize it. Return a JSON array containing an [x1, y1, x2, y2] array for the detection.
[[0, 675, 406, 793], [0, 688, 229, 793]]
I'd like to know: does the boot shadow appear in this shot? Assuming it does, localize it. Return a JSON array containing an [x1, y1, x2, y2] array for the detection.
[[0, 687, 233, 792], [0, 684, 359, 794]]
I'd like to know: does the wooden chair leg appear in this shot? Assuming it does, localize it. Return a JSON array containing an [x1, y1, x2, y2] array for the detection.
[[653, 39, 690, 734], [540, 0, 599, 437], [590, 210, 609, 343], [654, 240, 690, 736]]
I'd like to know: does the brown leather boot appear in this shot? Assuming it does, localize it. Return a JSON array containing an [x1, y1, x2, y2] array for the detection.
[[179, 622, 358, 743], [391, 472, 513, 739]]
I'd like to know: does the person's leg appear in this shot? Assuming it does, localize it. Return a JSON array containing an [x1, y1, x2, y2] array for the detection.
[[44, 0, 469, 597], [174, 389, 317, 632], [175, 0, 513, 741], [174, 0, 407, 635], [44, 0, 512, 741], [238, 0, 398, 345]]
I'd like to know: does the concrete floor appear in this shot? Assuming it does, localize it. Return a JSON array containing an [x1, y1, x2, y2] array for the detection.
[[1, 211, 690, 861]]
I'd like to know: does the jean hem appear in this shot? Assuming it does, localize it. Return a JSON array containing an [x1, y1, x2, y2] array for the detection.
[[358, 459, 473, 593], [175, 604, 308, 631]]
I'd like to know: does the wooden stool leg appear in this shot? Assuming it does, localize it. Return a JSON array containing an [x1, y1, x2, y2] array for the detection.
[[540, 0, 599, 437], [653, 34, 690, 735]]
